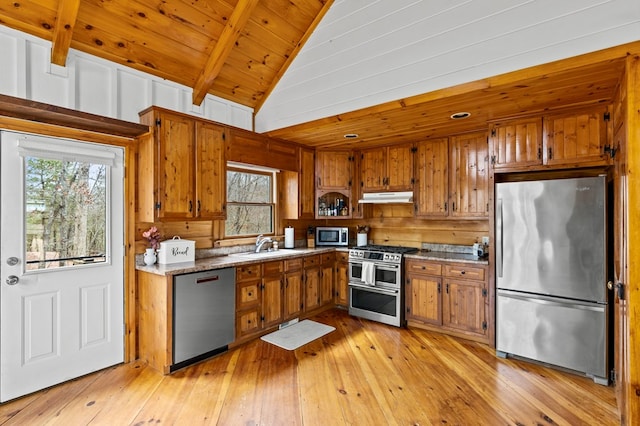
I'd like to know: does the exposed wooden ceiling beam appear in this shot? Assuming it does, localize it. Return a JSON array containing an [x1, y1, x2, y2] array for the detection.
[[253, 0, 335, 114], [50, 0, 81, 66], [192, 0, 261, 106]]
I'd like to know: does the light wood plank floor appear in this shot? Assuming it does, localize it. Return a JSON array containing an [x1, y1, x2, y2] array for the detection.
[[0, 308, 619, 425]]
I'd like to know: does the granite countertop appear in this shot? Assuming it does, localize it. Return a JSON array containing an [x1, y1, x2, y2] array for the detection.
[[406, 250, 489, 265], [136, 247, 336, 276]]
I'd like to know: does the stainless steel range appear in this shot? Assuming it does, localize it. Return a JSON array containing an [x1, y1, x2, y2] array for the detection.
[[348, 245, 418, 327]]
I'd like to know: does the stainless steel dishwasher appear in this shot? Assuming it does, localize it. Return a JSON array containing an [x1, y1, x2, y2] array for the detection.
[[172, 267, 235, 371]]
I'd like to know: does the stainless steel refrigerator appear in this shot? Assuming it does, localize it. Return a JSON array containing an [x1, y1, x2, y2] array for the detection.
[[495, 176, 609, 384]]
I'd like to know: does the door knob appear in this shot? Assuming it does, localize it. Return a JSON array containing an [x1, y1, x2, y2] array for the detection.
[[607, 281, 613, 290], [6, 257, 19, 266], [6, 275, 19, 285]]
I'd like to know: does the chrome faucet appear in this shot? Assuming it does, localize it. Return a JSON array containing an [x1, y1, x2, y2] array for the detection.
[[255, 234, 273, 253]]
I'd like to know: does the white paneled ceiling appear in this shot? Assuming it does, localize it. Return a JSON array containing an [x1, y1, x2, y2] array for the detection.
[[255, 0, 640, 133]]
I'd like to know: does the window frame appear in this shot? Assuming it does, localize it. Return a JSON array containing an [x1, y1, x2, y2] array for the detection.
[[224, 165, 277, 239]]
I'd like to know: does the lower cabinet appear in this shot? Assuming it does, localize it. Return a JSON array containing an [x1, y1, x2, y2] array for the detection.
[[303, 255, 321, 312], [283, 258, 304, 320], [335, 251, 349, 307], [405, 258, 490, 343], [320, 253, 335, 305]]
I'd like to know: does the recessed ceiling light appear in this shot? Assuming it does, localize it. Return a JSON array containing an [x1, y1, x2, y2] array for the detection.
[[450, 111, 471, 120], [344, 133, 359, 139]]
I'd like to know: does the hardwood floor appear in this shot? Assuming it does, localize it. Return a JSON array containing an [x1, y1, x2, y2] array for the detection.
[[0, 308, 619, 425]]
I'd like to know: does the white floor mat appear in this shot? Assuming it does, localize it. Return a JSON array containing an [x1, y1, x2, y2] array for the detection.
[[260, 320, 335, 350]]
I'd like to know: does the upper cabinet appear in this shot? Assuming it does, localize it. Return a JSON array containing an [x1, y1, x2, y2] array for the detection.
[[414, 138, 449, 217], [316, 150, 353, 190], [315, 150, 354, 218], [360, 144, 415, 192], [543, 107, 611, 167], [489, 105, 612, 171], [281, 146, 315, 220], [139, 107, 226, 221], [449, 132, 489, 218]]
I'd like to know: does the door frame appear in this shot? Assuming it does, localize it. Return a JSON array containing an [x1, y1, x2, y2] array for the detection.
[[0, 116, 143, 363]]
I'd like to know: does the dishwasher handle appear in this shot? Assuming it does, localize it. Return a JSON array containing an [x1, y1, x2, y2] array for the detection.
[[196, 275, 220, 284]]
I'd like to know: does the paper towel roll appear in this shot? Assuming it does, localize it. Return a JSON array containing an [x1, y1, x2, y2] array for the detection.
[[284, 227, 295, 248]]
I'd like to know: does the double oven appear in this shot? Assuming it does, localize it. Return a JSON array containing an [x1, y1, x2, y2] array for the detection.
[[348, 245, 417, 327]]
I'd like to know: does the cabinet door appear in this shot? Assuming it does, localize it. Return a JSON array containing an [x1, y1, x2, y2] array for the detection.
[[442, 279, 486, 336], [262, 275, 283, 329], [449, 132, 489, 218], [157, 112, 195, 219], [316, 150, 352, 190], [387, 144, 414, 191], [284, 271, 303, 320], [304, 266, 321, 311], [406, 274, 442, 325], [543, 107, 611, 167], [360, 147, 386, 192], [195, 121, 226, 219], [489, 118, 542, 170], [236, 308, 261, 338], [335, 257, 349, 306], [415, 138, 448, 217], [299, 148, 316, 218], [320, 263, 333, 305]]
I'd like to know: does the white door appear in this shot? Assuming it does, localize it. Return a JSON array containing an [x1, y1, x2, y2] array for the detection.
[[0, 130, 124, 402]]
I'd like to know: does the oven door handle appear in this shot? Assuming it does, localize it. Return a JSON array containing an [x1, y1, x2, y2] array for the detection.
[[349, 283, 399, 295]]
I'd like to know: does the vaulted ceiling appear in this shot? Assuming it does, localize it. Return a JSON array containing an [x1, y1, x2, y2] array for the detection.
[[0, 1, 639, 149], [0, 0, 332, 108]]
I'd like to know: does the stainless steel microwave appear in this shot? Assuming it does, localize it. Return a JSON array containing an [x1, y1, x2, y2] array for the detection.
[[315, 227, 349, 246]]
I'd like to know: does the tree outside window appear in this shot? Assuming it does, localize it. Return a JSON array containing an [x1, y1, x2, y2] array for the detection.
[[225, 167, 274, 237]]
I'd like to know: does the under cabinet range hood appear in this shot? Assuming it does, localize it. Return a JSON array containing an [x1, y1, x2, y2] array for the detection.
[[358, 191, 413, 204]]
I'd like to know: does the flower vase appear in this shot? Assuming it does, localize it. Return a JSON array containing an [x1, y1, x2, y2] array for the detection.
[[143, 248, 157, 266]]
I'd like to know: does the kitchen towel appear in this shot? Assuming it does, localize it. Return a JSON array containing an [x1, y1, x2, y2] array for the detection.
[[261, 320, 335, 350], [361, 261, 376, 285], [284, 227, 295, 248]]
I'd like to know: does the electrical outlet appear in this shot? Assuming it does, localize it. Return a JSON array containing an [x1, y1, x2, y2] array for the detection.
[[481, 236, 490, 245]]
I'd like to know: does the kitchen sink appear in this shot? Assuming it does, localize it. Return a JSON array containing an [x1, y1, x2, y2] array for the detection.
[[229, 249, 300, 259]]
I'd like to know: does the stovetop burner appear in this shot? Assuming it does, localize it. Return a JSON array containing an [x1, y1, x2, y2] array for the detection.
[[348, 245, 419, 264], [353, 244, 419, 254]]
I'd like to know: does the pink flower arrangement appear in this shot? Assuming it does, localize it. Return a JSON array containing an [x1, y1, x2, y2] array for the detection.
[[142, 226, 161, 250]]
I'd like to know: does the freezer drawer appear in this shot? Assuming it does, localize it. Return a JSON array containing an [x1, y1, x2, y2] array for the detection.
[[496, 289, 607, 381]]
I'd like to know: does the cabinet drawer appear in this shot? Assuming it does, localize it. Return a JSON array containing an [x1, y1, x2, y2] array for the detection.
[[444, 264, 486, 281], [263, 260, 284, 276], [237, 264, 261, 281], [321, 253, 335, 264], [284, 257, 303, 271], [336, 251, 349, 262], [406, 260, 442, 276], [304, 255, 320, 267]]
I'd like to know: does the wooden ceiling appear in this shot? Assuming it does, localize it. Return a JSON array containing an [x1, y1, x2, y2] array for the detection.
[[0, 0, 332, 107], [0, 2, 637, 150], [265, 49, 632, 149]]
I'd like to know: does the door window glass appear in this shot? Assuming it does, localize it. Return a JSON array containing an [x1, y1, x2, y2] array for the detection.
[[25, 157, 108, 270]]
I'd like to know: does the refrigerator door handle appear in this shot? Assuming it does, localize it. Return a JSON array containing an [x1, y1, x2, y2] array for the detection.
[[496, 198, 503, 278], [497, 289, 605, 312]]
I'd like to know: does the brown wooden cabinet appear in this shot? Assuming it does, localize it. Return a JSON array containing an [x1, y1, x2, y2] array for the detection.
[[335, 251, 349, 307], [316, 150, 353, 190], [320, 253, 335, 305], [414, 138, 449, 217], [139, 107, 226, 221], [543, 106, 611, 167], [490, 106, 612, 171], [405, 258, 489, 343], [361, 144, 415, 192], [262, 261, 284, 329], [449, 132, 489, 217], [235, 264, 262, 339], [281, 147, 315, 220], [489, 117, 542, 171], [283, 258, 304, 320], [303, 255, 321, 312]]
